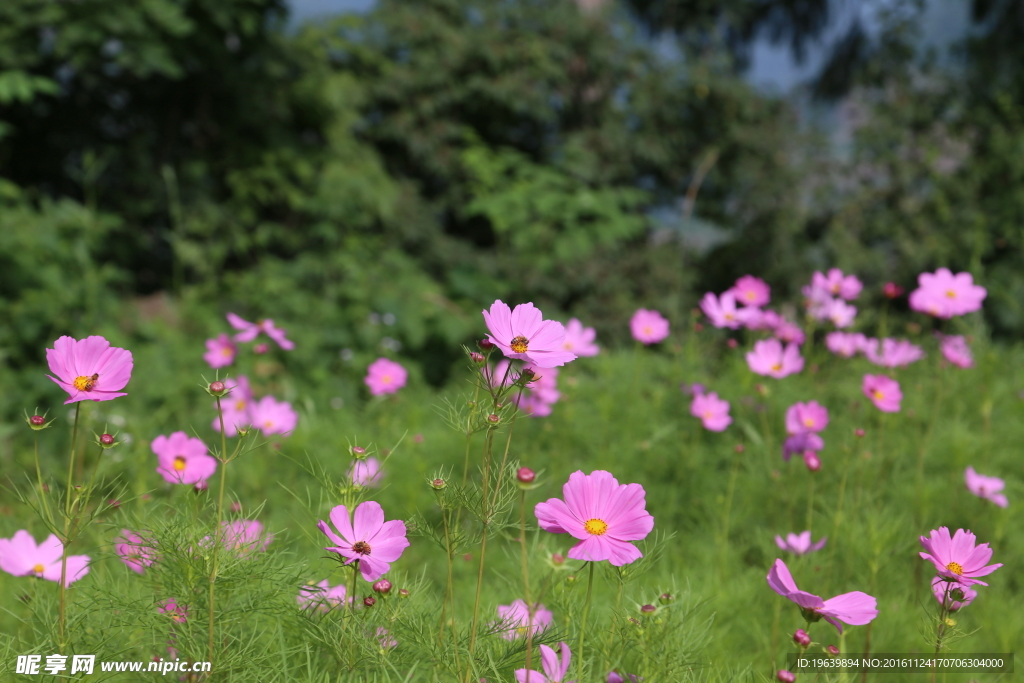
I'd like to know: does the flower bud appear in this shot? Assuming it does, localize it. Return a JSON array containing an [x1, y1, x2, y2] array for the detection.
[[727, 338, 738, 349], [209, 380, 227, 396], [487, 414, 500, 424], [517, 467, 535, 484], [883, 282, 904, 299], [254, 343, 269, 355], [755, 383, 768, 397], [827, 645, 840, 656], [855, 428, 865, 438], [640, 604, 656, 615], [230, 501, 242, 513], [352, 446, 366, 457], [777, 671, 796, 683], [734, 444, 745, 454], [566, 574, 577, 584], [373, 579, 392, 594], [108, 499, 121, 508], [100, 433, 116, 447], [478, 338, 495, 351], [793, 629, 811, 647], [431, 478, 446, 490], [398, 588, 410, 598], [30, 415, 45, 426], [803, 452, 821, 472], [551, 553, 565, 566], [194, 480, 208, 492], [659, 592, 674, 605], [470, 352, 485, 364], [363, 596, 376, 608], [519, 368, 536, 383]]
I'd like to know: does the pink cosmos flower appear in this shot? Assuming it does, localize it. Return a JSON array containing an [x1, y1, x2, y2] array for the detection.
[[767, 559, 878, 633], [862, 374, 902, 412], [0, 531, 90, 587], [350, 457, 384, 488], [919, 527, 1003, 587], [365, 357, 408, 396], [746, 339, 804, 379], [811, 269, 863, 300], [497, 600, 554, 641], [46, 335, 133, 404], [730, 275, 771, 307], [607, 672, 640, 683], [249, 396, 298, 435], [218, 520, 273, 554], [487, 361, 561, 417], [226, 312, 295, 350], [153, 432, 217, 486], [515, 642, 572, 683], [782, 432, 824, 462], [775, 531, 827, 556], [212, 375, 253, 436], [940, 335, 973, 368], [375, 627, 398, 649], [785, 401, 829, 434], [115, 530, 156, 575], [821, 298, 857, 328], [746, 308, 782, 331], [863, 338, 924, 368], [562, 318, 600, 357], [773, 320, 806, 345], [158, 598, 188, 623], [825, 332, 867, 358], [297, 580, 351, 611], [964, 467, 1008, 508], [699, 292, 743, 329], [690, 392, 732, 432], [535, 470, 655, 566], [203, 334, 237, 369], [629, 308, 670, 345], [483, 301, 577, 367], [931, 576, 976, 611], [318, 501, 410, 582], [909, 268, 987, 318]]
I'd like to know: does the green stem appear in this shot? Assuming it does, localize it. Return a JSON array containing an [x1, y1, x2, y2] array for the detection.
[[58, 402, 81, 651], [577, 562, 595, 678], [806, 474, 815, 530], [207, 396, 230, 666], [520, 490, 534, 677], [467, 428, 495, 662], [441, 507, 460, 671], [349, 561, 359, 668], [33, 433, 53, 528]]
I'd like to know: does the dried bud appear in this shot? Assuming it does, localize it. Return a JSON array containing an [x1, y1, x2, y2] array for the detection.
[[640, 604, 656, 615], [431, 478, 446, 490], [519, 368, 536, 383], [363, 596, 376, 608], [373, 579, 392, 594], [470, 352, 485, 364], [755, 383, 768, 397], [478, 338, 495, 351], [517, 467, 535, 484], [793, 629, 811, 647], [209, 380, 227, 396], [777, 671, 796, 683], [659, 592, 674, 605]]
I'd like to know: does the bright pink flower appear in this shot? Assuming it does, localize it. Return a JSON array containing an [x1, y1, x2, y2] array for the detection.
[[775, 531, 827, 556], [690, 392, 732, 432], [0, 531, 89, 587], [699, 292, 743, 329], [773, 320, 806, 345], [964, 467, 1008, 508], [863, 338, 924, 368], [158, 598, 188, 623], [767, 559, 878, 633], [825, 332, 867, 358], [350, 457, 384, 488], [297, 580, 351, 611], [226, 312, 295, 350], [730, 275, 771, 307], [46, 335, 133, 404], [365, 357, 408, 396], [212, 375, 253, 436], [812, 269, 863, 300], [630, 308, 670, 344], [515, 642, 571, 682], [940, 335, 973, 368], [483, 301, 577, 367], [862, 374, 902, 412], [535, 470, 654, 566], [782, 432, 823, 462], [931, 576, 976, 611], [919, 527, 1002, 587], [746, 339, 804, 379], [318, 501, 410, 582], [908, 268, 987, 318], [785, 401, 829, 434], [153, 431, 217, 485], [249, 396, 298, 435], [562, 318, 600, 357], [203, 334, 237, 369], [115, 530, 156, 574], [497, 600, 554, 641], [217, 520, 273, 554]]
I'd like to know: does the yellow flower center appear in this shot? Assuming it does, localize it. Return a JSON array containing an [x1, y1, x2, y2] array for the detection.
[[703, 410, 713, 419], [73, 373, 99, 391], [872, 390, 884, 400], [724, 313, 734, 320], [745, 291, 756, 301], [510, 335, 529, 353], [221, 347, 233, 356], [946, 562, 964, 576], [945, 289, 956, 299], [173, 456, 187, 471], [263, 420, 274, 428], [771, 363, 782, 372], [584, 518, 608, 535], [33, 563, 44, 574], [381, 374, 392, 384], [235, 400, 246, 411], [803, 417, 815, 427]]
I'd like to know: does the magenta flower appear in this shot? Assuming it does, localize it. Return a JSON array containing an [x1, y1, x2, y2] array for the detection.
[[775, 531, 827, 556], [909, 268, 987, 318], [115, 530, 156, 575], [629, 308, 670, 344], [153, 431, 217, 486], [730, 275, 771, 307], [535, 470, 655, 566], [318, 501, 410, 582], [785, 401, 829, 434], [964, 467, 1008, 508], [297, 580, 351, 611], [249, 396, 298, 435], [212, 375, 253, 436], [699, 292, 743, 329], [746, 339, 804, 379], [0, 531, 90, 587], [483, 300, 577, 367], [919, 527, 1002, 586], [940, 335, 973, 368], [515, 642, 571, 683], [497, 600, 554, 641], [365, 357, 408, 396], [158, 598, 188, 624], [226, 312, 295, 349], [782, 432, 824, 462], [862, 374, 902, 412], [218, 520, 273, 554], [811, 269, 863, 300], [46, 335, 133, 404], [931, 576, 976, 611], [203, 334, 237, 369], [350, 457, 384, 488], [562, 318, 600, 357], [825, 332, 867, 358], [863, 338, 924, 368], [767, 559, 878, 633], [690, 392, 732, 432]]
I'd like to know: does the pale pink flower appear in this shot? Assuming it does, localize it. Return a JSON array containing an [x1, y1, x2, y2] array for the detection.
[[249, 396, 298, 435], [115, 530, 156, 575], [931, 576, 976, 611], [964, 467, 1008, 508], [562, 318, 600, 357], [940, 335, 973, 368], [775, 531, 827, 556], [297, 580, 351, 611], [497, 600, 554, 641], [46, 335, 133, 404], [699, 292, 743, 329], [318, 501, 410, 581], [515, 641, 572, 682], [153, 431, 217, 485], [212, 375, 253, 436], [811, 269, 863, 300], [690, 392, 732, 431], [203, 334, 237, 368], [0, 530, 89, 587], [821, 298, 857, 328], [908, 268, 987, 318], [630, 308, 670, 344], [862, 374, 902, 412], [773, 320, 806, 345], [863, 338, 924, 368], [730, 275, 771, 307], [767, 559, 878, 633], [218, 520, 273, 554], [350, 457, 384, 488], [746, 339, 804, 379], [365, 357, 408, 396], [825, 332, 867, 358], [375, 627, 398, 649], [782, 432, 824, 462], [919, 527, 1002, 587], [785, 401, 829, 434], [226, 312, 295, 349], [483, 300, 576, 367], [158, 598, 188, 623], [747, 308, 783, 331]]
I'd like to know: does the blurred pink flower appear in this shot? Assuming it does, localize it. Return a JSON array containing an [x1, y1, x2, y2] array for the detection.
[[115, 530, 156, 575], [931, 576, 976, 611], [822, 298, 857, 328], [630, 308, 670, 344], [249, 396, 298, 435], [908, 269, 986, 318], [964, 467, 1008, 508], [746, 339, 804, 379], [825, 332, 867, 358], [212, 375, 253, 436], [919, 527, 1002, 587], [730, 275, 771, 307], [365, 357, 408, 396], [158, 598, 188, 624], [375, 627, 398, 649], [699, 292, 743, 329], [227, 313, 295, 350], [690, 392, 732, 431], [863, 338, 924, 368], [514, 641, 571, 682], [218, 520, 273, 554], [203, 334, 237, 368], [318, 501, 410, 581], [862, 375, 902, 412], [153, 431, 217, 485], [350, 457, 384, 488], [811, 269, 863, 300], [767, 559, 878, 633], [782, 432, 824, 462], [483, 300, 577, 367], [773, 320, 806, 345], [297, 580, 351, 611], [0, 531, 89, 587], [497, 600, 554, 641], [940, 335, 973, 368], [785, 401, 829, 434], [775, 531, 827, 556], [46, 335, 133, 404], [562, 318, 600, 357]]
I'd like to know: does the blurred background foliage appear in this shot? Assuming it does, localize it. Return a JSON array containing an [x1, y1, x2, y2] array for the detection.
[[1, 0, 1023, 414]]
